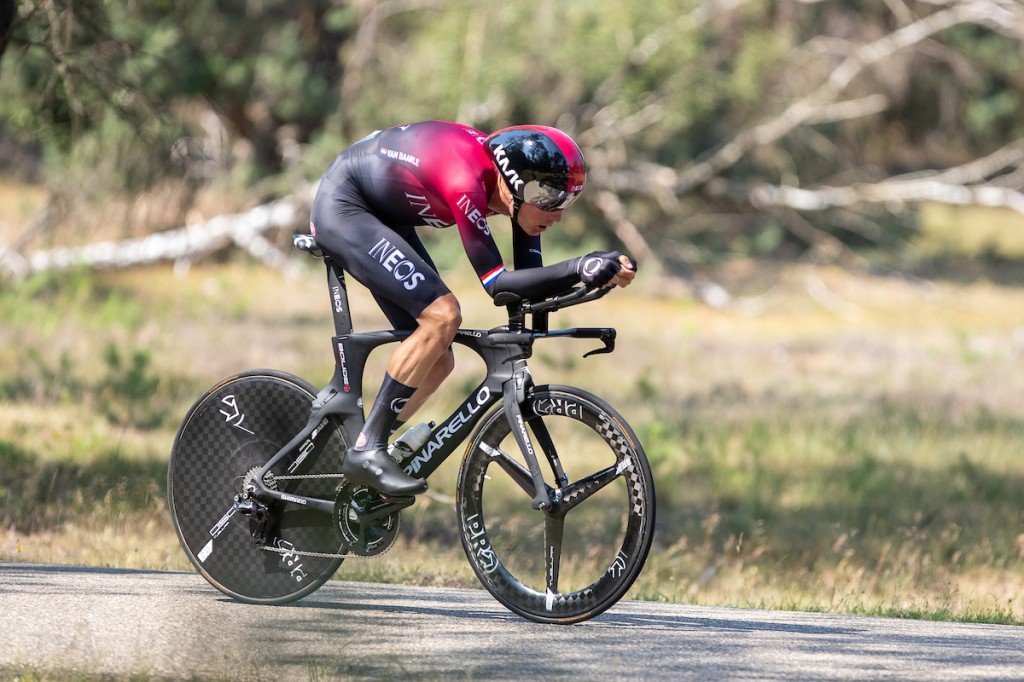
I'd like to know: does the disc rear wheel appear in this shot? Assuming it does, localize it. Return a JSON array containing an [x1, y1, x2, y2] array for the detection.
[[168, 370, 349, 604]]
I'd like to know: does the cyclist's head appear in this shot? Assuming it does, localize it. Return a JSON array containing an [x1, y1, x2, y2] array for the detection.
[[486, 125, 586, 212]]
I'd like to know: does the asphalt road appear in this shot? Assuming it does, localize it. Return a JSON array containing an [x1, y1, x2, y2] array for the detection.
[[2, 562, 1023, 680]]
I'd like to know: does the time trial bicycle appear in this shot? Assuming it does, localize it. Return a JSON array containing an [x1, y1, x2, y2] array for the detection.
[[167, 234, 655, 624]]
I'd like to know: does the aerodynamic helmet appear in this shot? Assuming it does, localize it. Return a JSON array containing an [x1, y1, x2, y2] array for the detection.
[[486, 125, 586, 211]]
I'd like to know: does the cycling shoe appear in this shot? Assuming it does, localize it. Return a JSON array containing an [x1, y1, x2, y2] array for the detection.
[[341, 447, 428, 496]]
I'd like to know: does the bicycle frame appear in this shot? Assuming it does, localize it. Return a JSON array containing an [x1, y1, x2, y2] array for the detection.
[[249, 255, 615, 513]]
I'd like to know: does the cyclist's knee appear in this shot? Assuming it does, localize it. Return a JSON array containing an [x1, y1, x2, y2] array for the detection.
[[419, 295, 461, 344]]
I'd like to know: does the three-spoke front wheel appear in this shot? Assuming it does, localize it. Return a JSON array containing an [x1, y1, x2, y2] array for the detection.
[[456, 385, 656, 624]]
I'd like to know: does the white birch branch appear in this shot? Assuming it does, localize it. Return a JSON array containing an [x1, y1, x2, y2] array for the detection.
[[750, 136, 1024, 213], [750, 178, 1024, 214], [671, 0, 1009, 194], [0, 195, 308, 278]]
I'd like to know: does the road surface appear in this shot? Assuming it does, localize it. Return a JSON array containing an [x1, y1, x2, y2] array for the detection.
[[2, 562, 1023, 680]]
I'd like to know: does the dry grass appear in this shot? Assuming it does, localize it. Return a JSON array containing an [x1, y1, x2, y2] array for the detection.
[[0, 181, 46, 231], [2, 254, 1024, 624]]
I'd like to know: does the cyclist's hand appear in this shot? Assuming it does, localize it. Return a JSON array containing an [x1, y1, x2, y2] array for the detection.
[[578, 251, 637, 288], [578, 251, 623, 288], [612, 254, 637, 288]]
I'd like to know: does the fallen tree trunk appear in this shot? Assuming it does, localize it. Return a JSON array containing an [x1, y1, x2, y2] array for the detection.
[[0, 195, 307, 279]]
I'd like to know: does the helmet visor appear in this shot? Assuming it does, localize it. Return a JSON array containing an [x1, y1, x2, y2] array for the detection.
[[523, 180, 583, 211]]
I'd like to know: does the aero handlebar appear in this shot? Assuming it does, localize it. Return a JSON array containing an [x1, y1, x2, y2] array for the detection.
[[494, 283, 613, 316]]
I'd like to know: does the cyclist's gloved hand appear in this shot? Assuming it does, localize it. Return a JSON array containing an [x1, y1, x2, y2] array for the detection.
[[577, 251, 623, 287]]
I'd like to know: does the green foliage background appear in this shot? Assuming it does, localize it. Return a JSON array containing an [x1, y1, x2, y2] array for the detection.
[[4, 0, 1024, 263], [2, 0, 1024, 626]]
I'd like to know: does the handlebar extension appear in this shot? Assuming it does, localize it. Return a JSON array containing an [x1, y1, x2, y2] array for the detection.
[[494, 283, 612, 316]]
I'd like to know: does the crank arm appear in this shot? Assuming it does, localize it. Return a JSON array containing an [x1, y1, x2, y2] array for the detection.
[[350, 495, 415, 524]]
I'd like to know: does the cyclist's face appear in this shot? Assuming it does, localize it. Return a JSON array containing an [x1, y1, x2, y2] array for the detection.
[[517, 202, 564, 236]]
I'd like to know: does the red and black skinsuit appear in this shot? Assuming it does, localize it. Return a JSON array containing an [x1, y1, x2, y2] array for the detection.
[[310, 120, 580, 330]]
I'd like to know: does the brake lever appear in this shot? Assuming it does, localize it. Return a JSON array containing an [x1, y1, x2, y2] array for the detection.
[[583, 328, 616, 358], [551, 327, 616, 357]]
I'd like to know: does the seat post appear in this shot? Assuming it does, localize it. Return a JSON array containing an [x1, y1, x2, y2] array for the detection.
[[325, 258, 355, 336]]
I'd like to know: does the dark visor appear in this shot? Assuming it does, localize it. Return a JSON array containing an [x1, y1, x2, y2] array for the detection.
[[523, 180, 583, 211]]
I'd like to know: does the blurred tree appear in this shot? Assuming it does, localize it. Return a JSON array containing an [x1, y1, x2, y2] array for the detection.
[[0, 0, 357, 240], [576, 0, 1024, 278], [0, 0, 14, 63], [131, 0, 352, 179], [0, 0, 197, 243], [4, 0, 1024, 281]]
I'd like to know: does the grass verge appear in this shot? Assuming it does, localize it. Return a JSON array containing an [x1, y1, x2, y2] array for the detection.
[[2, 257, 1023, 625]]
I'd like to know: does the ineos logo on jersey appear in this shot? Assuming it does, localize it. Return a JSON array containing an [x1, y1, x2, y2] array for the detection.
[[405, 193, 449, 229], [456, 194, 490, 235], [582, 257, 604, 278], [390, 397, 409, 414], [368, 238, 426, 290]]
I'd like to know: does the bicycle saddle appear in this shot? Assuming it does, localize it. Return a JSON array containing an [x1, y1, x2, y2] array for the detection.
[[292, 233, 324, 258]]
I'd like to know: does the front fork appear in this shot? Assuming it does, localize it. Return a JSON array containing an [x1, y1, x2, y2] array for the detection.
[[503, 359, 559, 511]]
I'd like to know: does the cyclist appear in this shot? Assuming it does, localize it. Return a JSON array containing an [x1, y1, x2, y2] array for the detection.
[[309, 121, 636, 496]]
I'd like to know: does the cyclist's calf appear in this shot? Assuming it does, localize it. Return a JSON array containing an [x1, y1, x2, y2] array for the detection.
[[400, 348, 455, 421]]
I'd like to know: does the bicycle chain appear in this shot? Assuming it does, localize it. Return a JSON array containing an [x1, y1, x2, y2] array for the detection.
[[255, 472, 397, 560], [267, 472, 346, 482], [258, 543, 350, 560], [256, 536, 398, 561]]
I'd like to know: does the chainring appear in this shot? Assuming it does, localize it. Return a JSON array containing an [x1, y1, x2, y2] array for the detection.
[[333, 483, 402, 557]]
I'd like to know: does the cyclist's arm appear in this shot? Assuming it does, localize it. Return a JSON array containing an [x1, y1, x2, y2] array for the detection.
[[450, 196, 582, 300], [487, 259, 581, 299], [495, 250, 637, 298], [512, 223, 543, 270]]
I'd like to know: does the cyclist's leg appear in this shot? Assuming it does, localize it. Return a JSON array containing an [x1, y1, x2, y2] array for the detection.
[[311, 193, 454, 493], [396, 344, 455, 422], [371, 232, 457, 422], [317, 228, 459, 447], [371, 301, 456, 427], [382, 293, 460, 391]]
